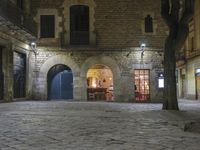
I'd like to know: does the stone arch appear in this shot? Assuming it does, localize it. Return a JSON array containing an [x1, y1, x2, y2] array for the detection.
[[62, 0, 96, 45], [80, 55, 122, 101], [36, 55, 80, 100]]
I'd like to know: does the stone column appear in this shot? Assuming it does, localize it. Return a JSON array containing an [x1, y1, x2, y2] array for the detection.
[[116, 70, 134, 102], [3, 44, 13, 102], [26, 51, 34, 99], [79, 76, 88, 101], [73, 72, 84, 101]]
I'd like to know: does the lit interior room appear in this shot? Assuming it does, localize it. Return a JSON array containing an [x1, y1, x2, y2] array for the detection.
[[86, 64, 114, 101]]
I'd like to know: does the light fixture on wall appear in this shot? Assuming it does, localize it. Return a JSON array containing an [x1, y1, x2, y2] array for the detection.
[[30, 41, 38, 55], [140, 43, 146, 58], [126, 43, 146, 58]]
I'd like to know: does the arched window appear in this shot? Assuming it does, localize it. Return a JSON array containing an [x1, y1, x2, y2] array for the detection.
[[145, 15, 153, 33], [70, 5, 89, 45]]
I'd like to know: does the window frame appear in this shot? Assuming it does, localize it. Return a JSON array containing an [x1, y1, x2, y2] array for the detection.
[[40, 15, 56, 38], [144, 15, 153, 33], [70, 5, 90, 45]]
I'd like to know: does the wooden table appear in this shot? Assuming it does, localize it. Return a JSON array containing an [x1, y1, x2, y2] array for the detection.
[[87, 88, 107, 100]]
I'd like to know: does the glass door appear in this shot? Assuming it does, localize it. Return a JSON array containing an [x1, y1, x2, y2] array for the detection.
[[134, 69, 150, 101]]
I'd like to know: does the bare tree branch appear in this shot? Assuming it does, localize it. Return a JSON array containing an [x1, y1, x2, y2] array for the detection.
[[180, 0, 194, 24], [174, 24, 189, 51], [161, 0, 172, 27], [171, 0, 180, 22], [174, 0, 194, 51]]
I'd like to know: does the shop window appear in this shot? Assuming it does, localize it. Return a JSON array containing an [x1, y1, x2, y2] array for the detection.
[[196, 70, 200, 100], [40, 15, 55, 38], [145, 15, 153, 33], [70, 5, 89, 45], [134, 69, 150, 101]]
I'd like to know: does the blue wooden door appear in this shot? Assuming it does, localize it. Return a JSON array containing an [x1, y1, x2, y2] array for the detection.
[[50, 70, 73, 100], [61, 70, 73, 99]]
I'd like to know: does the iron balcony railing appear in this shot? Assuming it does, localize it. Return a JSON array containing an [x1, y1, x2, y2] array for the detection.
[[186, 49, 200, 59], [0, 0, 37, 36], [70, 31, 89, 45]]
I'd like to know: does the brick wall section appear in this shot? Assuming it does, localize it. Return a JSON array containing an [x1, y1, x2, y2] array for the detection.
[[29, 0, 166, 102], [30, 0, 168, 49], [32, 48, 164, 102], [94, 0, 167, 48]]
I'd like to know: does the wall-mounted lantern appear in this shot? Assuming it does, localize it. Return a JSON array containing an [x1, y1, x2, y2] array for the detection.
[[140, 43, 146, 58], [30, 42, 38, 55]]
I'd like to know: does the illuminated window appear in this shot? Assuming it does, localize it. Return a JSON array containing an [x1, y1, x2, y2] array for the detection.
[[134, 69, 150, 101]]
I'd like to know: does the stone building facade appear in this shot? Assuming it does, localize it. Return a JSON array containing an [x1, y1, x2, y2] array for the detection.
[[0, 0, 36, 102], [177, 1, 200, 100], [30, 0, 167, 102], [1, 0, 168, 103]]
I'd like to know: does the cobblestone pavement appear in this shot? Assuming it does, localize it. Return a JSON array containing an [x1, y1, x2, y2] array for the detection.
[[0, 99, 200, 150]]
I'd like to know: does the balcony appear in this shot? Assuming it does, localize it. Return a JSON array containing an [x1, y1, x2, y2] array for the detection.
[[70, 31, 89, 45], [186, 49, 200, 59], [0, 0, 37, 37]]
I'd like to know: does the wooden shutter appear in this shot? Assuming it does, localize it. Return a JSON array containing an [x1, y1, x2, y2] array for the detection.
[[40, 15, 55, 38]]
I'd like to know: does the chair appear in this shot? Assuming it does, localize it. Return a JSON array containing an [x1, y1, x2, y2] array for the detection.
[[88, 92, 95, 100]]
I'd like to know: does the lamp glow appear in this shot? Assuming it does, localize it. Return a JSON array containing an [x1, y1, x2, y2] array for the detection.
[[141, 43, 146, 48]]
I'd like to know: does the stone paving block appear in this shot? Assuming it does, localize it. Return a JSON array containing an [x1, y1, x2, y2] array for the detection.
[[0, 100, 199, 149]]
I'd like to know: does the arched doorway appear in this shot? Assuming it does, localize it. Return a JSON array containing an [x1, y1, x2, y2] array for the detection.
[[87, 64, 114, 101], [47, 64, 73, 100], [13, 51, 26, 98]]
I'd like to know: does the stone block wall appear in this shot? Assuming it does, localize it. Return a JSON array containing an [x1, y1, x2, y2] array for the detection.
[[32, 47, 164, 102], [29, 0, 167, 102], [30, 0, 168, 48]]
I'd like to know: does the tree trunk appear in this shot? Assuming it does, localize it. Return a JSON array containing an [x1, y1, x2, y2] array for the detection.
[[163, 36, 179, 110], [161, 0, 194, 110]]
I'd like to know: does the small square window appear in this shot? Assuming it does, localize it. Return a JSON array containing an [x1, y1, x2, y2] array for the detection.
[[40, 15, 55, 38]]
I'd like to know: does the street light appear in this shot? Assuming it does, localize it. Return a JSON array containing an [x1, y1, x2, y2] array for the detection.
[[30, 42, 38, 55], [140, 43, 146, 58], [140, 43, 146, 48]]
